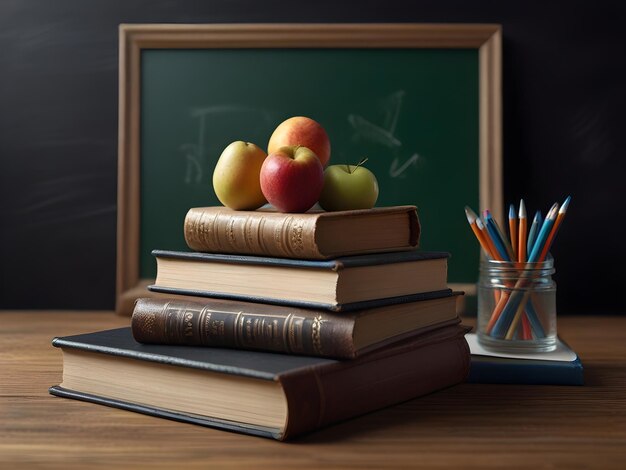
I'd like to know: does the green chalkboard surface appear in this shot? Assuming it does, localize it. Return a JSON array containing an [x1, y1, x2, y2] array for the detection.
[[115, 24, 503, 315], [140, 48, 479, 282]]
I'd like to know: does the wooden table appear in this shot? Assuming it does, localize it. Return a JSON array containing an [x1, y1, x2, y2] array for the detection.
[[1, 312, 625, 469]]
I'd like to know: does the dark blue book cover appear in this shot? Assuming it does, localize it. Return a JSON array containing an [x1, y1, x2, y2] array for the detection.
[[465, 333, 584, 385]]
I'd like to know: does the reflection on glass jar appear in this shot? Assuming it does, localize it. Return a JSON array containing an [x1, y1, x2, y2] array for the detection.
[[477, 257, 557, 353]]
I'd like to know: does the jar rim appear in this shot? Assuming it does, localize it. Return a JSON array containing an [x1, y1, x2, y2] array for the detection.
[[479, 256, 555, 276], [480, 256, 554, 268]]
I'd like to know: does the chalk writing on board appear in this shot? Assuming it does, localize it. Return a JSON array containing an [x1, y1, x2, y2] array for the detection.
[[348, 90, 405, 148], [389, 153, 420, 178], [347, 90, 422, 179], [179, 105, 274, 185]]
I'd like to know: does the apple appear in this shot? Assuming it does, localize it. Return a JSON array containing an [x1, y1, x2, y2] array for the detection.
[[267, 116, 331, 167], [318, 160, 379, 211], [212, 141, 267, 210], [260, 145, 324, 213]]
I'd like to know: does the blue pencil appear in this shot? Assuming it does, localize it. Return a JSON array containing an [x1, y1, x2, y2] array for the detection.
[[483, 210, 512, 261], [527, 211, 542, 257], [528, 203, 559, 262]]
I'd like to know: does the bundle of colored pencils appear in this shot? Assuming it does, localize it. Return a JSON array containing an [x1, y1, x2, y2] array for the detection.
[[464, 196, 571, 340]]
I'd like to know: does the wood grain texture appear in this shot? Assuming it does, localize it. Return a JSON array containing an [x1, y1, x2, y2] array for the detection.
[[1, 312, 625, 469]]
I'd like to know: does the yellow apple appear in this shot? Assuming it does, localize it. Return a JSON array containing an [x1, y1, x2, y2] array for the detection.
[[212, 141, 267, 210]]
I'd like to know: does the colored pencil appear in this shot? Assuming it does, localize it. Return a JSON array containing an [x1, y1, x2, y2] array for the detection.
[[505, 294, 547, 340], [483, 210, 514, 261], [508, 204, 518, 261], [527, 211, 542, 257], [518, 199, 527, 263], [476, 218, 502, 261], [527, 203, 559, 262], [538, 196, 571, 262], [521, 312, 532, 339], [505, 291, 530, 340], [465, 206, 495, 259], [486, 291, 511, 333], [517, 200, 531, 339]]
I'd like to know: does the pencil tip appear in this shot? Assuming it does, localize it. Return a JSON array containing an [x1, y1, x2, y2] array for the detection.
[[508, 204, 515, 218], [519, 199, 526, 218], [549, 203, 559, 218], [464, 206, 476, 223], [483, 209, 492, 219], [560, 196, 571, 213]]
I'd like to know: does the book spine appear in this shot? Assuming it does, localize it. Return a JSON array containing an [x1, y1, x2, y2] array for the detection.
[[131, 298, 357, 358], [278, 326, 470, 440], [184, 208, 324, 259]]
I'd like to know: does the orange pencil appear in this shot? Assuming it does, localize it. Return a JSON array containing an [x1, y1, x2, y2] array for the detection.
[[518, 199, 527, 262], [517, 200, 531, 339], [465, 206, 496, 259], [486, 292, 510, 333], [508, 204, 518, 261], [466, 207, 503, 305], [476, 218, 502, 261], [538, 196, 571, 262]]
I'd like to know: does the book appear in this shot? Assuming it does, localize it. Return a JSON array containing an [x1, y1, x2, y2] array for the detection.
[[149, 250, 449, 311], [465, 333, 584, 385], [49, 325, 470, 441], [131, 292, 461, 359], [183, 205, 420, 260]]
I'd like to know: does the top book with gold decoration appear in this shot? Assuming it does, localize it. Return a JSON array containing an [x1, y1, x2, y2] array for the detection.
[[183, 205, 420, 260]]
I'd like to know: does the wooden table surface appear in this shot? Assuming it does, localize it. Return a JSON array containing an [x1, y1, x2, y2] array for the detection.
[[1, 311, 625, 469]]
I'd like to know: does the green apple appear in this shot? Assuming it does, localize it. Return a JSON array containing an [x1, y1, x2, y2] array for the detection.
[[212, 141, 267, 210], [318, 161, 379, 211]]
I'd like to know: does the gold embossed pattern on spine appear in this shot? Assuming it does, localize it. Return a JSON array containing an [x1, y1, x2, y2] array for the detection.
[[184, 208, 322, 258], [311, 316, 324, 355], [132, 298, 358, 358]]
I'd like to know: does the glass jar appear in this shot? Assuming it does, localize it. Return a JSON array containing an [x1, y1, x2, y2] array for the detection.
[[477, 258, 557, 353]]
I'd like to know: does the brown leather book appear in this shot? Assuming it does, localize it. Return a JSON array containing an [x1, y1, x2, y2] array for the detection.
[[131, 294, 461, 359], [50, 324, 470, 440], [184, 205, 419, 260]]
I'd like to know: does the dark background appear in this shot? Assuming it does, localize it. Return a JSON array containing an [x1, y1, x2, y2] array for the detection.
[[1, 0, 624, 313]]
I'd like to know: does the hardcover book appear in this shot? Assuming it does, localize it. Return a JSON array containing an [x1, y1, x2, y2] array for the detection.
[[184, 205, 420, 260], [50, 325, 470, 441], [465, 333, 584, 385], [131, 292, 461, 359], [149, 249, 449, 311]]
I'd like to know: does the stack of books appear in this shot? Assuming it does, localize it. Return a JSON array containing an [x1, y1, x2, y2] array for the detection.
[[50, 205, 471, 440]]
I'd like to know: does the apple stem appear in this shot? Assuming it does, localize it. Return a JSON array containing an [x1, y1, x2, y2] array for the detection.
[[353, 157, 368, 173], [347, 157, 368, 174]]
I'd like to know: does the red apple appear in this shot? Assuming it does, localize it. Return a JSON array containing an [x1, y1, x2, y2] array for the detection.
[[267, 116, 331, 167], [260, 145, 324, 213]]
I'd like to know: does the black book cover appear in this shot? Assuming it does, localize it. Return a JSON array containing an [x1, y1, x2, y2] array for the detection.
[[50, 325, 470, 440]]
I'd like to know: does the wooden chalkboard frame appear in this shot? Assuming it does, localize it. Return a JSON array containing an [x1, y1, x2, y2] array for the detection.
[[116, 23, 503, 314]]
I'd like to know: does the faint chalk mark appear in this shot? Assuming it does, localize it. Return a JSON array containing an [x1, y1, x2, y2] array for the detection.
[[389, 153, 420, 178], [348, 90, 406, 149]]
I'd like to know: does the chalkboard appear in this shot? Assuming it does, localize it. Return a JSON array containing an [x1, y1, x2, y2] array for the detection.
[[117, 24, 502, 314]]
